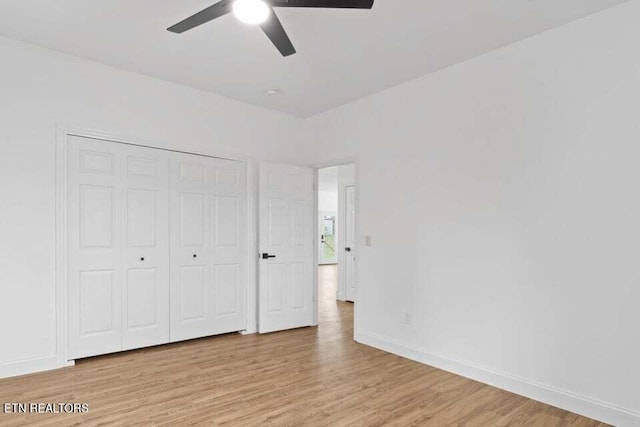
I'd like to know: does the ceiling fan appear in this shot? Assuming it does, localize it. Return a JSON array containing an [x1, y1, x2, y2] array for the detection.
[[167, 0, 375, 57]]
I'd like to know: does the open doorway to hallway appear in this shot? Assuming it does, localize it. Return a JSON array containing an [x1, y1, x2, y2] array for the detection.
[[317, 265, 353, 335], [317, 164, 356, 310]]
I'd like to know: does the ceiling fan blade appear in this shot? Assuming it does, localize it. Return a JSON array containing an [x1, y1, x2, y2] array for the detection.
[[271, 0, 374, 9], [168, 1, 232, 34], [260, 10, 296, 57]]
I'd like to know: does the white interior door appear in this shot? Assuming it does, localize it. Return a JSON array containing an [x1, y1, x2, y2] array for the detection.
[[68, 136, 123, 359], [121, 144, 170, 351], [318, 211, 337, 265], [68, 135, 246, 359], [259, 163, 314, 333], [122, 146, 169, 350], [345, 185, 357, 302], [67, 136, 170, 359], [169, 153, 246, 342]]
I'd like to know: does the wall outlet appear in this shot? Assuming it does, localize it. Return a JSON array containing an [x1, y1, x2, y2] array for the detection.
[[402, 312, 412, 326]]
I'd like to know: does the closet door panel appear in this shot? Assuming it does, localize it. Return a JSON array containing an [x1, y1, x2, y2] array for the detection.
[[126, 268, 158, 328], [69, 138, 247, 358], [170, 153, 213, 342], [68, 137, 171, 359], [121, 144, 170, 351], [170, 154, 247, 341], [179, 265, 207, 321], [209, 159, 246, 333], [68, 136, 123, 359]]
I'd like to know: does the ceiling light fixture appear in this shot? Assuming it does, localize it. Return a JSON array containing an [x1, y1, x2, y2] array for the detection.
[[233, 0, 271, 25], [168, 1, 374, 57]]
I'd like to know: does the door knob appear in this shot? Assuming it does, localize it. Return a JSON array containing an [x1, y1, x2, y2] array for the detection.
[[140, 257, 145, 261], [345, 247, 352, 252], [262, 253, 276, 259], [193, 254, 197, 258]]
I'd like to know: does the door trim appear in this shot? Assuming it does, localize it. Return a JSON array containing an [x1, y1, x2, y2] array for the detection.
[[55, 124, 256, 365]]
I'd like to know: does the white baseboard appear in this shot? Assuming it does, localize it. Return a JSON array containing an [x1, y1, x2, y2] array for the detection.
[[355, 330, 640, 427], [0, 356, 73, 380]]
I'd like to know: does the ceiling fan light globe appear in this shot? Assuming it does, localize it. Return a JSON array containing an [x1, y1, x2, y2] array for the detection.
[[233, 0, 271, 25]]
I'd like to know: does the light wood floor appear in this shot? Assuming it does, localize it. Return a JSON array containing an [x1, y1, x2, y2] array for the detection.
[[0, 265, 606, 426]]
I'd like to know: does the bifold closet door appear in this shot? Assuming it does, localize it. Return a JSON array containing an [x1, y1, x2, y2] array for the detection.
[[120, 144, 170, 351], [67, 136, 170, 359], [170, 153, 247, 342]]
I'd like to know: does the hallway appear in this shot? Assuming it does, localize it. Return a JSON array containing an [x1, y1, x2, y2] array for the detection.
[[318, 264, 353, 340]]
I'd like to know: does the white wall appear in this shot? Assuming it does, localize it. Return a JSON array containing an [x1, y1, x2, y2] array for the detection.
[[0, 36, 307, 378], [305, 2, 640, 425]]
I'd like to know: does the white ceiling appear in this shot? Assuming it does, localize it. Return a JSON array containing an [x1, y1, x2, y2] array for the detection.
[[0, 0, 628, 117]]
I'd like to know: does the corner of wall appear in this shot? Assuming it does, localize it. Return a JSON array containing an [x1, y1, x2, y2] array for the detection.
[[355, 330, 640, 427]]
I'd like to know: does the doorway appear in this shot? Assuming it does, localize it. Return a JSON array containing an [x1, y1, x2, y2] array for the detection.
[[317, 164, 356, 308], [255, 161, 356, 335]]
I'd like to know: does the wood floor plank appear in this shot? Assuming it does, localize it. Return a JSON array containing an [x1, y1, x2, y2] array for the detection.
[[0, 266, 608, 426]]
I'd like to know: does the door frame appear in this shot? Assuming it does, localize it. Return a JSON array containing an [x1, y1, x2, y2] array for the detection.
[[55, 124, 257, 365], [311, 157, 359, 332]]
